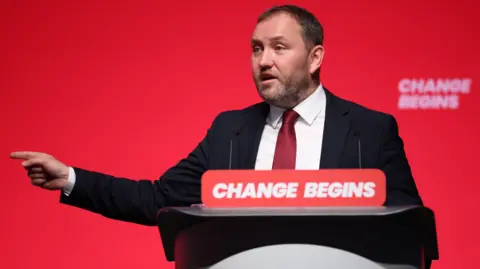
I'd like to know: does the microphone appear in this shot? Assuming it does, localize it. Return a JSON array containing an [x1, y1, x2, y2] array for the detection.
[[229, 140, 233, 170], [354, 130, 362, 169], [229, 123, 244, 170]]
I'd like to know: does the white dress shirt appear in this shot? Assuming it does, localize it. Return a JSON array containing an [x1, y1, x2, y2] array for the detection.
[[255, 84, 326, 170], [63, 84, 327, 196]]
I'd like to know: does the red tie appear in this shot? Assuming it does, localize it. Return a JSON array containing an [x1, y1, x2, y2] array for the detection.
[[272, 110, 299, 169]]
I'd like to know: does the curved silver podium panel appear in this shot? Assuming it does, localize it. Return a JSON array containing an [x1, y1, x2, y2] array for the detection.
[[208, 244, 388, 269]]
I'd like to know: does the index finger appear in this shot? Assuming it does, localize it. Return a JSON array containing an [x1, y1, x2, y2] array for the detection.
[[10, 151, 43, 160]]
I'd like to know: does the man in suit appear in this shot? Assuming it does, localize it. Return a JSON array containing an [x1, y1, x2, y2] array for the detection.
[[11, 5, 423, 226]]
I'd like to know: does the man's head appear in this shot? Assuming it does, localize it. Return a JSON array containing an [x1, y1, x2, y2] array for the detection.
[[251, 5, 325, 108]]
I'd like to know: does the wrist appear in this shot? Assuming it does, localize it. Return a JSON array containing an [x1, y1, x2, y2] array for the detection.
[[62, 167, 76, 195]]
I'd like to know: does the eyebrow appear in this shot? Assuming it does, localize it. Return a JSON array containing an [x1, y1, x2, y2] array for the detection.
[[270, 36, 287, 42], [251, 35, 288, 45]]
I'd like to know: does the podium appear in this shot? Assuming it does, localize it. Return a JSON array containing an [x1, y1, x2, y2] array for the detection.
[[156, 205, 438, 269]]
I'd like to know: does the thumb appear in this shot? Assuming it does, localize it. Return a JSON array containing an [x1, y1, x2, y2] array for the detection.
[[22, 157, 46, 168]]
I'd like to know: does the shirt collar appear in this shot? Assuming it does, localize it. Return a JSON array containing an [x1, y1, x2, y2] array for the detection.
[[267, 84, 326, 129]]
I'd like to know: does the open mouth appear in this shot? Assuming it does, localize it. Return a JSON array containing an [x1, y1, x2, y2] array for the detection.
[[260, 73, 277, 83]]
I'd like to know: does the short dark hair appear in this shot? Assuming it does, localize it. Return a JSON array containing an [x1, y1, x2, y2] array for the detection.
[[257, 5, 324, 50], [257, 5, 324, 82]]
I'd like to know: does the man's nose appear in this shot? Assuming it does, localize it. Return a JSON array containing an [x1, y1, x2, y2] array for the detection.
[[259, 49, 274, 68]]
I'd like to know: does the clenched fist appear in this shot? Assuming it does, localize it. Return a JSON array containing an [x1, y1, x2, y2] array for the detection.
[[10, 151, 70, 190]]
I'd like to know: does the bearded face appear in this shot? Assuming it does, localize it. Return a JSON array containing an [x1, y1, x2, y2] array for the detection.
[[251, 13, 315, 108]]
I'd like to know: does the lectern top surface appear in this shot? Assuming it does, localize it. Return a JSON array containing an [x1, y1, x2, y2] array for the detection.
[[158, 205, 423, 218]]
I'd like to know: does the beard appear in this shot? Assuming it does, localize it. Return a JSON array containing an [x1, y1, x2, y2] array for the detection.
[[254, 71, 311, 109]]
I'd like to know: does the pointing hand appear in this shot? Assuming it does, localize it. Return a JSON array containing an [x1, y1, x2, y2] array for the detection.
[[11, 151, 70, 190]]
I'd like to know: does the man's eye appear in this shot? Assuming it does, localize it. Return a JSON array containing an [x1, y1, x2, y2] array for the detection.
[[275, 45, 286, 51], [252, 46, 262, 53]]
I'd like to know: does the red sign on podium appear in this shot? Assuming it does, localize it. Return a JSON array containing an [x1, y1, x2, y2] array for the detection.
[[201, 169, 386, 207]]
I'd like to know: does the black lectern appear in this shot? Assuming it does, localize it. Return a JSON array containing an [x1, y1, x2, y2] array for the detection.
[[156, 206, 438, 269]]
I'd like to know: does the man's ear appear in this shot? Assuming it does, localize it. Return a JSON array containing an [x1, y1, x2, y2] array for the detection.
[[309, 45, 324, 75]]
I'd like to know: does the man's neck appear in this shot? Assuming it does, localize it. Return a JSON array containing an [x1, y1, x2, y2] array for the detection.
[[292, 81, 321, 108]]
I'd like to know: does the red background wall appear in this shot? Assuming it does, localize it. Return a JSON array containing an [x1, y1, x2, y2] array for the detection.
[[2, 1, 479, 268]]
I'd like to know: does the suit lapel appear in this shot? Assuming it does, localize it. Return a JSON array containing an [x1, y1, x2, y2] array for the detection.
[[320, 89, 351, 169], [237, 102, 269, 169]]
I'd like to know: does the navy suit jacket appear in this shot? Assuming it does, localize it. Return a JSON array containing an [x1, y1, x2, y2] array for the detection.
[[61, 88, 423, 226]]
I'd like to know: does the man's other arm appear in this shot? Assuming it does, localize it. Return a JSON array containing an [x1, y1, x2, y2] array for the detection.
[[380, 115, 423, 206]]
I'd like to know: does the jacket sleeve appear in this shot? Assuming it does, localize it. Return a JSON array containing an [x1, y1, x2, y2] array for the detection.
[[59, 114, 222, 226], [380, 115, 423, 206]]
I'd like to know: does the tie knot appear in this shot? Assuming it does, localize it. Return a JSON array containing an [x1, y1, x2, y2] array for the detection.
[[282, 110, 299, 125]]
